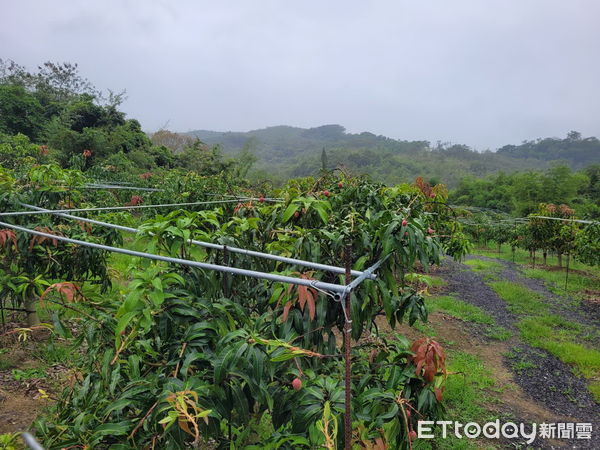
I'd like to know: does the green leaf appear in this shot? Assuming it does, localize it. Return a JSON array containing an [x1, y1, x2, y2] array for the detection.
[[90, 421, 131, 445], [313, 204, 329, 224], [282, 203, 300, 222]]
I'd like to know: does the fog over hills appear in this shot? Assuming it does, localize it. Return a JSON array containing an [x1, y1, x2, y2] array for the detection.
[[187, 125, 600, 186]]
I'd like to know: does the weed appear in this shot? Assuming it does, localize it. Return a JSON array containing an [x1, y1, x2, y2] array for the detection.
[[0, 352, 18, 370], [11, 367, 46, 381], [428, 295, 495, 325], [523, 268, 600, 298], [512, 360, 537, 373], [589, 381, 600, 403], [0, 432, 22, 450], [34, 341, 72, 366], [485, 326, 512, 341], [488, 281, 547, 315], [464, 259, 503, 280], [412, 320, 437, 336]]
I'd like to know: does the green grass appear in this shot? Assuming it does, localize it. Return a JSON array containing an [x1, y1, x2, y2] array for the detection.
[[411, 319, 438, 336], [11, 367, 46, 381], [421, 274, 447, 288], [0, 353, 18, 370], [109, 235, 152, 280], [512, 359, 537, 373], [463, 258, 503, 280], [472, 245, 600, 276], [590, 381, 600, 402], [523, 267, 600, 298], [484, 325, 512, 341], [488, 281, 547, 315], [428, 295, 494, 325], [427, 295, 512, 341], [517, 316, 600, 379], [34, 340, 73, 366], [490, 281, 600, 402]]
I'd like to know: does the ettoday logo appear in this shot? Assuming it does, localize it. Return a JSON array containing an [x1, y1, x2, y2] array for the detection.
[[417, 420, 593, 443]]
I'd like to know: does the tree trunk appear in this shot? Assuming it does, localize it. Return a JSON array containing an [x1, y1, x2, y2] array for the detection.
[[532, 250, 536, 268], [543, 251, 547, 266], [25, 297, 40, 327], [557, 253, 562, 267]]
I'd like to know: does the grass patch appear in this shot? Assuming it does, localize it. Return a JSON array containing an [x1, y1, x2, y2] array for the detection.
[[427, 295, 512, 341], [484, 326, 512, 341], [488, 281, 547, 315], [421, 274, 447, 288], [517, 316, 600, 379], [12, 367, 46, 381], [590, 381, 600, 403], [512, 359, 537, 373], [411, 320, 437, 336], [522, 267, 600, 299], [472, 245, 600, 276], [490, 281, 600, 402], [463, 258, 503, 280], [34, 340, 73, 366], [0, 353, 18, 370], [428, 295, 494, 325]]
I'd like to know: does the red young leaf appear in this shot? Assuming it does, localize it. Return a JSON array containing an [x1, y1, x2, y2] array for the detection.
[[410, 337, 447, 384], [28, 227, 63, 251], [0, 229, 17, 251], [277, 272, 319, 322], [41, 282, 83, 306]]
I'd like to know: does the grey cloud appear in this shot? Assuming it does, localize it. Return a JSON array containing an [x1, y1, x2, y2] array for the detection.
[[2, 0, 599, 149]]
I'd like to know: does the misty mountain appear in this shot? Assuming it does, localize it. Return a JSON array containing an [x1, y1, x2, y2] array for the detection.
[[187, 125, 600, 186]]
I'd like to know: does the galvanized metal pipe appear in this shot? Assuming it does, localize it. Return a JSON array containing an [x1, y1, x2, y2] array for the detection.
[[0, 221, 349, 294], [344, 254, 390, 293], [84, 183, 162, 192], [0, 199, 277, 217], [20, 204, 375, 279], [21, 432, 44, 450], [526, 215, 596, 224]]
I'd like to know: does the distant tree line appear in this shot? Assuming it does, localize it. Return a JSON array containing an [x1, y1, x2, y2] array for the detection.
[[450, 164, 600, 219]]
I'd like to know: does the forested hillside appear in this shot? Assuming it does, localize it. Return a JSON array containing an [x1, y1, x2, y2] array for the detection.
[[189, 125, 600, 187]]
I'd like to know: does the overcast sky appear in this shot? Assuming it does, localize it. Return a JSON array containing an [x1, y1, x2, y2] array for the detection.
[[3, 0, 600, 150]]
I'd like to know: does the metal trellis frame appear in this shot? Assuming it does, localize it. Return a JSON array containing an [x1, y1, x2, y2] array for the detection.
[[0, 198, 279, 217], [84, 183, 162, 192], [0, 221, 384, 296], [19, 203, 375, 280]]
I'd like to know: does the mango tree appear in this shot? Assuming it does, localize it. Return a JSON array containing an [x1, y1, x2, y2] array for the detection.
[[37, 174, 457, 448]]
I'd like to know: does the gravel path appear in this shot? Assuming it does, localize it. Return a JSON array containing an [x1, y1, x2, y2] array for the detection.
[[437, 257, 600, 448]]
